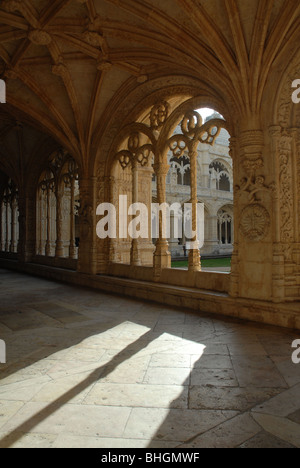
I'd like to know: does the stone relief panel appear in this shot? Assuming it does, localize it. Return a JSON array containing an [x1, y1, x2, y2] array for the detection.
[[278, 134, 294, 244], [239, 203, 270, 242]]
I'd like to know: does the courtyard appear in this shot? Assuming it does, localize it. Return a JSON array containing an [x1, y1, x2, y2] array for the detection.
[[0, 270, 299, 448]]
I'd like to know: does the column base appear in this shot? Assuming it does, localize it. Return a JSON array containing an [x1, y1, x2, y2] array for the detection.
[[69, 245, 77, 260], [188, 249, 201, 272], [154, 240, 171, 279], [131, 240, 142, 267], [55, 242, 65, 258]]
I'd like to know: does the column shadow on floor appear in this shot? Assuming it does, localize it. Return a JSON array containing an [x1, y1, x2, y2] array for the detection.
[[0, 329, 159, 448], [0, 269, 298, 448]]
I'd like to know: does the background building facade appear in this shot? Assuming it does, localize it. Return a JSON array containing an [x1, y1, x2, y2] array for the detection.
[[156, 118, 234, 258]]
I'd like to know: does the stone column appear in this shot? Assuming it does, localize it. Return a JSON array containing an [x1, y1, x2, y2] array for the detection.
[[45, 186, 52, 257], [69, 177, 77, 259], [188, 150, 201, 272], [137, 164, 156, 266], [130, 159, 141, 266], [206, 214, 219, 254], [229, 136, 240, 298], [10, 197, 18, 253], [225, 219, 228, 245], [55, 186, 65, 257], [77, 176, 98, 275], [232, 126, 273, 301], [17, 192, 36, 263], [5, 197, 10, 252], [153, 162, 171, 277], [168, 212, 179, 256], [269, 126, 295, 302], [96, 169, 112, 275], [37, 192, 43, 255]]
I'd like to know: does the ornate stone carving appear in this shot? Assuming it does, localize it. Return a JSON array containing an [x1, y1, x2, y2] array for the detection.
[[236, 172, 276, 202], [240, 130, 264, 152], [118, 152, 131, 170], [83, 31, 105, 48], [278, 133, 294, 243], [137, 74, 148, 84], [97, 60, 112, 72], [150, 102, 170, 130], [239, 204, 270, 242], [242, 158, 264, 175], [28, 30, 52, 46], [52, 62, 68, 79], [235, 130, 276, 202], [115, 133, 153, 170]]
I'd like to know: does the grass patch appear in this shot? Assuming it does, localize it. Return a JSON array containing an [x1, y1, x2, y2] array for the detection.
[[172, 257, 231, 269]]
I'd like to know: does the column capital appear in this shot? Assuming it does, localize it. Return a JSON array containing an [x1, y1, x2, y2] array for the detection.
[[153, 162, 170, 177]]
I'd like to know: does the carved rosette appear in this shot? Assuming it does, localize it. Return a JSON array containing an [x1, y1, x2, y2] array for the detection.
[[239, 204, 270, 242], [150, 102, 170, 130]]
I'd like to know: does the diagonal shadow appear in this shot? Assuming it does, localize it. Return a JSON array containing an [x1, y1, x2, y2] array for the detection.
[[0, 329, 155, 448]]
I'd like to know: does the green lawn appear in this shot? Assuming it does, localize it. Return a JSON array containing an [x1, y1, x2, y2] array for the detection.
[[172, 257, 231, 269]]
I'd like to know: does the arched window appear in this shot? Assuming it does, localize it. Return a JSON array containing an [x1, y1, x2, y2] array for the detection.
[[217, 208, 233, 245], [183, 166, 191, 186], [219, 173, 230, 192], [169, 155, 191, 186], [0, 178, 19, 254], [210, 161, 231, 192]]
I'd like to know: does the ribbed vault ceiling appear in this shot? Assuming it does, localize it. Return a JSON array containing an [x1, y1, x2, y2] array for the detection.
[[0, 0, 299, 175]]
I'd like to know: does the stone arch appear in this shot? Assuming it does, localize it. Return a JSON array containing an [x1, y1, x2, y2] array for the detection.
[[95, 84, 235, 274], [217, 204, 234, 251], [92, 75, 235, 177]]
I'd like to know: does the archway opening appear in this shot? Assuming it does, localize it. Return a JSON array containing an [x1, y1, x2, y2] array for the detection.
[[36, 151, 79, 261], [167, 107, 234, 272]]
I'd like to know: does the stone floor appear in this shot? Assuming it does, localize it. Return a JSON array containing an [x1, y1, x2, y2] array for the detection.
[[0, 268, 299, 448]]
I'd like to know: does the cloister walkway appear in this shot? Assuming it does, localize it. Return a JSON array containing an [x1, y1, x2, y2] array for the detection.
[[0, 270, 299, 448]]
